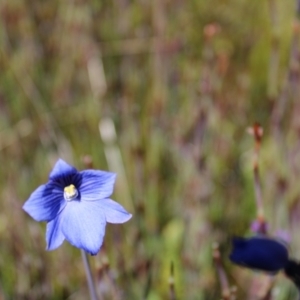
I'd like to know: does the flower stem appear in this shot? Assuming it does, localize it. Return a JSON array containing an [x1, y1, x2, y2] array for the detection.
[[81, 250, 99, 300]]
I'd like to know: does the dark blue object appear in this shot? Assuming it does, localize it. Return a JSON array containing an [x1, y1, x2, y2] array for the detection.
[[284, 259, 300, 288], [230, 236, 289, 273]]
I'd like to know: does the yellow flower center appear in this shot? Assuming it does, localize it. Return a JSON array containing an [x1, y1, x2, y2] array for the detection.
[[64, 184, 78, 201]]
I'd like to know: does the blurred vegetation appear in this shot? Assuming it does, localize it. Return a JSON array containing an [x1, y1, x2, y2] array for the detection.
[[0, 0, 300, 299]]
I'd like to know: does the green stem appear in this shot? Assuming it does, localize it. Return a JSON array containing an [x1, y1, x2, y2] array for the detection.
[[81, 250, 99, 300]]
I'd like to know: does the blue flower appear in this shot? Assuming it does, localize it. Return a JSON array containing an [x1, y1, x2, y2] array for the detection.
[[23, 159, 132, 255], [230, 236, 289, 273]]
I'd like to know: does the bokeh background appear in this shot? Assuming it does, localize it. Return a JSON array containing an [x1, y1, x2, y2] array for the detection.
[[1, 0, 300, 299]]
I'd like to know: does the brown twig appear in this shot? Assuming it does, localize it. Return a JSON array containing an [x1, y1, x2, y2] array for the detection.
[[247, 123, 267, 234], [212, 243, 231, 300]]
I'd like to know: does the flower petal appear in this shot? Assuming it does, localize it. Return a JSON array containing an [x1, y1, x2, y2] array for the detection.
[[100, 199, 132, 223], [46, 214, 65, 251], [23, 183, 66, 222], [49, 159, 77, 180], [79, 170, 116, 201], [61, 201, 106, 255], [230, 236, 289, 273]]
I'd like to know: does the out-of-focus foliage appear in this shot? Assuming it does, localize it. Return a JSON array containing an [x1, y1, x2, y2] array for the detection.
[[0, 0, 299, 299]]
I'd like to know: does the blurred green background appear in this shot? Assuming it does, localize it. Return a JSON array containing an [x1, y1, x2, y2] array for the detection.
[[1, 0, 300, 299]]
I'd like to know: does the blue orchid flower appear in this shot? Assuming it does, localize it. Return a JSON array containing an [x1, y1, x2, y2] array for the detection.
[[230, 236, 289, 273], [23, 159, 132, 255]]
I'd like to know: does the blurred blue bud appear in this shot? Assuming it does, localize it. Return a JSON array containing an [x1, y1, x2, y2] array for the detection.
[[23, 159, 132, 255], [230, 236, 289, 273]]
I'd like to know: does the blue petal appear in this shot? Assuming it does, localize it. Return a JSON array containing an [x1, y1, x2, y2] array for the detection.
[[23, 183, 66, 222], [61, 201, 106, 255], [49, 159, 77, 180], [230, 236, 289, 272], [79, 170, 116, 201], [100, 199, 132, 223], [46, 214, 65, 250]]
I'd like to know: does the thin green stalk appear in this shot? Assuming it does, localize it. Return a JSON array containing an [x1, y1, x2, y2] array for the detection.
[[81, 250, 99, 300]]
